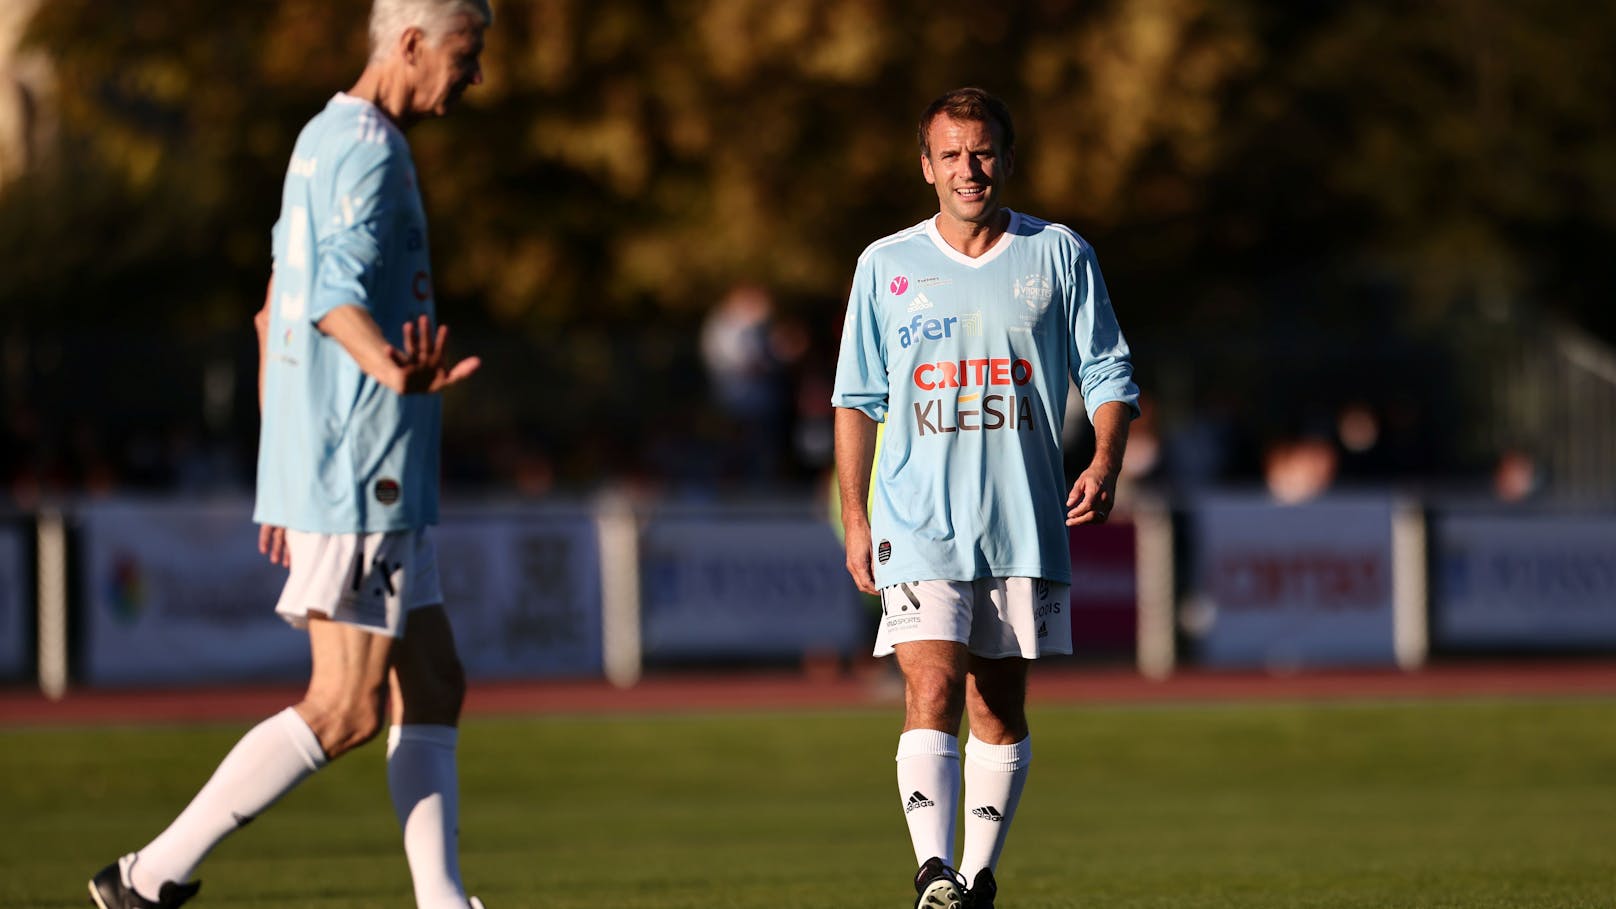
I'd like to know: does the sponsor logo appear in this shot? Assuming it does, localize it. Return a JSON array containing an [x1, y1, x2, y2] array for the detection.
[[905, 791, 935, 814], [898, 313, 959, 350], [895, 583, 922, 611], [959, 312, 982, 336], [106, 555, 145, 623], [912, 396, 1035, 436], [1036, 578, 1051, 601], [908, 356, 1037, 437], [288, 155, 318, 178], [907, 292, 935, 314], [1013, 273, 1054, 311], [374, 478, 401, 505], [1037, 620, 1048, 638], [1214, 551, 1387, 611], [351, 549, 403, 604], [889, 275, 910, 295], [912, 358, 1033, 391], [887, 615, 922, 628], [971, 806, 1004, 822], [1034, 601, 1062, 618], [878, 539, 892, 564], [917, 276, 952, 288]]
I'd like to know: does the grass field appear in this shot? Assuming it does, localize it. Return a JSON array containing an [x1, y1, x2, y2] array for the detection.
[[4, 697, 1614, 908]]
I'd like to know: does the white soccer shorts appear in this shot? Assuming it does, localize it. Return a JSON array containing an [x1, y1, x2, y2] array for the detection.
[[274, 529, 444, 638], [874, 577, 1072, 659]]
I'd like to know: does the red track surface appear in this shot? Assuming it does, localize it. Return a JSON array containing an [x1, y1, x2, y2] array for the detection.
[[4, 660, 1616, 727]]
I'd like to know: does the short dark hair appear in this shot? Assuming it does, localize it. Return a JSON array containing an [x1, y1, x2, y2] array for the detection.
[[918, 88, 1015, 157]]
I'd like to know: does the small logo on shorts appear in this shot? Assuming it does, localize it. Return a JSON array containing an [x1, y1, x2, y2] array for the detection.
[[1036, 578, 1050, 601], [877, 540, 892, 564], [971, 806, 1003, 822], [374, 478, 401, 505], [1037, 620, 1049, 639]]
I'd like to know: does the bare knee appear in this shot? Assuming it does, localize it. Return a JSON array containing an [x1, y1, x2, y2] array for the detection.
[[902, 664, 966, 732], [966, 659, 1029, 743], [296, 689, 387, 759]]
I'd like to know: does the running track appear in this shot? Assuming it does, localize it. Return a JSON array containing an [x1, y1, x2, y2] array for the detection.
[[4, 660, 1616, 726]]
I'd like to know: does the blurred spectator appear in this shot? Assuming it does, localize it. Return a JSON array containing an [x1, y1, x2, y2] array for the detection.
[[700, 283, 791, 485], [1263, 435, 1337, 504], [1161, 392, 1241, 492], [1493, 448, 1542, 503]]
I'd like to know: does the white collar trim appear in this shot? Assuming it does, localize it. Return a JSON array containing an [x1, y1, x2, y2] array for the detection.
[[924, 210, 1019, 268]]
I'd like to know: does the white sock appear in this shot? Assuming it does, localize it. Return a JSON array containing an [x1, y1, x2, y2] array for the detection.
[[387, 725, 467, 909], [958, 733, 1031, 882], [132, 708, 326, 898], [895, 729, 960, 868]]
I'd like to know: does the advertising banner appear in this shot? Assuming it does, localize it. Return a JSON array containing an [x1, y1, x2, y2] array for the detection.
[[81, 500, 606, 686], [81, 500, 308, 685], [1193, 497, 1398, 668], [1068, 520, 1137, 656], [0, 523, 27, 680], [640, 512, 865, 660], [1432, 513, 1616, 650], [434, 510, 603, 677]]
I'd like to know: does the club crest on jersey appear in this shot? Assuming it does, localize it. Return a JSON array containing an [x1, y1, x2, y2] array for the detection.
[[1013, 273, 1054, 312]]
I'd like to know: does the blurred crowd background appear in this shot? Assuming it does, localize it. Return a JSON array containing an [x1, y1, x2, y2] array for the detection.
[[2, 0, 1614, 508]]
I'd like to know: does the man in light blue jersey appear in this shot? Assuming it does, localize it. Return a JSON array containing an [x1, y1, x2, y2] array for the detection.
[[833, 87, 1139, 909], [89, 3, 492, 908]]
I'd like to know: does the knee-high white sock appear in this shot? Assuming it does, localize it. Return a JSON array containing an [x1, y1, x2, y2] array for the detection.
[[387, 725, 467, 909], [896, 729, 960, 868], [131, 708, 327, 899], [958, 733, 1031, 882]]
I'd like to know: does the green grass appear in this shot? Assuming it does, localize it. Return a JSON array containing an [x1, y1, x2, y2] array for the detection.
[[5, 697, 1615, 907]]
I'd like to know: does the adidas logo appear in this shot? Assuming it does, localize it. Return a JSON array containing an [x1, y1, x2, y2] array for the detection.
[[1037, 620, 1048, 639], [905, 790, 936, 814], [971, 805, 1004, 822]]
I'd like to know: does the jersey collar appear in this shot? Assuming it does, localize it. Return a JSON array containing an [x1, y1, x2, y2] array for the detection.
[[924, 210, 1020, 268]]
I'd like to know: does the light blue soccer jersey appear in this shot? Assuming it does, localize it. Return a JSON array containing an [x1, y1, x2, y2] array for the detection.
[[254, 94, 440, 533], [832, 210, 1139, 588]]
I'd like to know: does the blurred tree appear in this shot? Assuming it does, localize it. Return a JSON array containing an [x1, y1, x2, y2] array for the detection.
[[3, 0, 1615, 490]]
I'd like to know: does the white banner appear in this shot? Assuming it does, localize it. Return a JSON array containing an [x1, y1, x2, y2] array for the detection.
[[1193, 497, 1399, 668], [81, 500, 605, 686], [434, 510, 603, 678], [640, 512, 865, 660], [81, 499, 308, 685], [1433, 513, 1616, 649], [0, 523, 26, 679]]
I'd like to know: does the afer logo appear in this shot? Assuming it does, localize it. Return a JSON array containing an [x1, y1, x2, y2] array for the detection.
[[898, 313, 959, 349]]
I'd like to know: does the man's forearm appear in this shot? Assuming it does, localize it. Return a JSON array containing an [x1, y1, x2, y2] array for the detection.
[[834, 407, 878, 529], [317, 304, 406, 393], [1089, 400, 1133, 477]]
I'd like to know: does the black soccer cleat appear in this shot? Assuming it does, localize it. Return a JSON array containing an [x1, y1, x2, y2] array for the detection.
[[88, 855, 200, 909], [912, 856, 965, 909], [962, 867, 997, 909]]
